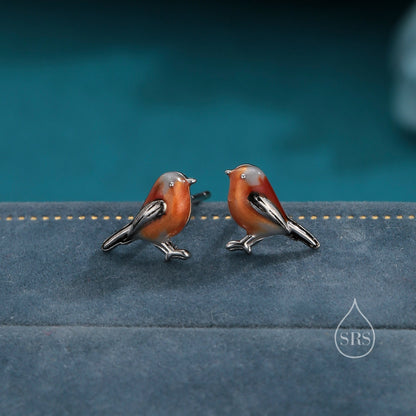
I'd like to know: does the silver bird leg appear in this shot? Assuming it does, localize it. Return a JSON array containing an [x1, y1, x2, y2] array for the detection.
[[153, 241, 191, 261], [225, 235, 265, 254]]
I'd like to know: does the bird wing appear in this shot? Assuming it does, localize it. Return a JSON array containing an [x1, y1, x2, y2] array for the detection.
[[130, 199, 167, 234], [248, 192, 289, 232], [102, 200, 166, 251]]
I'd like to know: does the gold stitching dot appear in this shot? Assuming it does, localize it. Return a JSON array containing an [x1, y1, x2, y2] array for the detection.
[[128, 216, 134, 220], [6, 216, 12, 221], [348, 215, 354, 219], [67, 215, 73, 220], [409, 215, 415, 220], [190, 215, 195, 220], [18, 216, 25, 221], [335, 215, 341, 220], [103, 216, 110, 220], [115, 216, 122, 220], [360, 215, 366, 219], [371, 215, 378, 220], [54, 216, 61, 221], [91, 215, 98, 220], [225, 215, 232, 220], [30, 216, 37, 221], [200, 216, 207, 220], [212, 215, 220, 220], [298, 216, 305, 220], [323, 215, 329, 220], [384, 215, 390, 220], [311, 216, 317, 220], [79, 216, 85, 220], [42, 216, 49, 221], [396, 215, 403, 219]]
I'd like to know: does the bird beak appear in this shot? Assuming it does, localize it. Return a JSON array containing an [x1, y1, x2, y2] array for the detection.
[[186, 178, 197, 185], [225, 169, 232, 176]]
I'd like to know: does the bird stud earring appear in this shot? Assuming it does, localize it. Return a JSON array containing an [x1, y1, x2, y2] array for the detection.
[[225, 164, 320, 254], [102, 171, 210, 261]]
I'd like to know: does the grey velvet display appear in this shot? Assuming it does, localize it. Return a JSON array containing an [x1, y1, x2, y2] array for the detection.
[[0, 201, 415, 415]]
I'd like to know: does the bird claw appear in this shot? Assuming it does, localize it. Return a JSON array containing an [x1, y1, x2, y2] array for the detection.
[[226, 235, 265, 254], [154, 242, 191, 261], [164, 249, 191, 261], [226, 240, 252, 254]]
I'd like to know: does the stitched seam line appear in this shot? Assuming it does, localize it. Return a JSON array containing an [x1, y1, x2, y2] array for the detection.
[[0, 215, 414, 221]]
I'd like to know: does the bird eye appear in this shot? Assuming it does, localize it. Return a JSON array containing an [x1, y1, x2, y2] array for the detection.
[[169, 181, 175, 188], [240, 173, 246, 179]]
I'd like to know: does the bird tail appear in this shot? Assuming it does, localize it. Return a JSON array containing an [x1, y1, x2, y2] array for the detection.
[[101, 224, 133, 251], [287, 219, 320, 249]]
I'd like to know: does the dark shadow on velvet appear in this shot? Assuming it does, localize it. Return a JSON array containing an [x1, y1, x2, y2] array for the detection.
[[66, 237, 317, 301], [67, 245, 202, 299], [222, 246, 317, 265], [212, 218, 319, 266]]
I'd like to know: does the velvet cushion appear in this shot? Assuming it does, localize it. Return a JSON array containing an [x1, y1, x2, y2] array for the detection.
[[0, 202, 415, 414]]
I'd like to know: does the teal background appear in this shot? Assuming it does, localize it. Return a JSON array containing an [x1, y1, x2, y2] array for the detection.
[[0, 1, 415, 202]]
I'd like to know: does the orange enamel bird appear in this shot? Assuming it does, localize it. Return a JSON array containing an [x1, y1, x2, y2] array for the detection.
[[102, 172, 204, 261], [225, 164, 320, 253]]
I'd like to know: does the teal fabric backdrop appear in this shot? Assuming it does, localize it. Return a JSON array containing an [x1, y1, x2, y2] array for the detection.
[[0, 1, 415, 202]]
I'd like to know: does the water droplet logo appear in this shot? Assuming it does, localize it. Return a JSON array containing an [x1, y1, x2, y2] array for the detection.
[[334, 298, 375, 359]]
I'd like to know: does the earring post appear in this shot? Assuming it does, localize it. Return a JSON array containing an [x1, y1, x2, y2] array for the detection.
[[191, 191, 211, 205]]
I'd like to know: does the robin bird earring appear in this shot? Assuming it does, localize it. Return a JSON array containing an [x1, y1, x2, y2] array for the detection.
[[225, 164, 320, 254], [102, 172, 210, 261]]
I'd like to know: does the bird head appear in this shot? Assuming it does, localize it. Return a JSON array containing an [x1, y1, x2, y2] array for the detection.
[[160, 171, 196, 194], [225, 164, 266, 189], [145, 172, 196, 204], [225, 164, 283, 213]]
